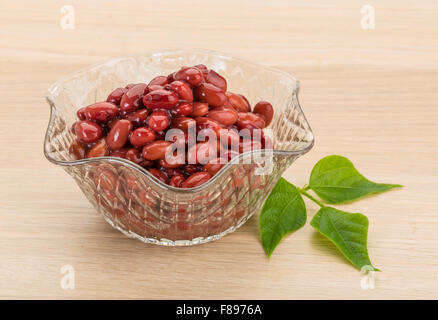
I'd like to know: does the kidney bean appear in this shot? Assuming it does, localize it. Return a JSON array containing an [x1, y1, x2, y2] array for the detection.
[[148, 168, 169, 184], [226, 92, 250, 112], [142, 89, 179, 110], [130, 127, 155, 147], [239, 94, 252, 111], [169, 174, 185, 188], [192, 102, 209, 117], [169, 80, 193, 102], [106, 119, 133, 151], [203, 157, 226, 176], [167, 72, 176, 83], [237, 112, 266, 128], [142, 140, 172, 160], [195, 83, 227, 107], [171, 102, 193, 117], [76, 107, 87, 120], [147, 84, 164, 92], [106, 87, 127, 105], [183, 164, 202, 175], [181, 172, 211, 188], [83, 102, 119, 123], [237, 120, 265, 139], [87, 139, 109, 158], [69, 139, 87, 160], [205, 70, 227, 91], [158, 156, 184, 169], [147, 110, 170, 132], [110, 148, 129, 158], [125, 148, 146, 165], [160, 167, 184, 178], [253, 101, 274, 126], [193, 64, 209, 76], [174, 67, 204, 86], [74, 121, 103, 144], [120, 83, 148, 113], [148, 75, 168, 87], [125, 83, 137, 89], [126, 109, 149, 127], [195, 117, 222, 136], [207, 106, 238, 126], [171, 116, 196, 131], [94, 167, 117, 191]]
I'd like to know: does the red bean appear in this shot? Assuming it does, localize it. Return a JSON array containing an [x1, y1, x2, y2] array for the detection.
[[148, 75, 168, 87], [237, 112, 266, 128], [110, 148, 129, 158], [169, 80, 193, 102], [158, 156, 184, 169], [207, 106, 238, 126], [205, 70, 227, 91], [181, 172, 211, 188], [253, 101, 274, 126], [192, 102, 209, 117], [142, 140, 172, 160], [74, 121, 103, 144], [237, 120, 264, 136], [171, 116, 196, 131], [83, 102, 119, 123], [87, 139, 109, 158], [169, 174, 185, 188], [69, 139, 87, 160], [194, 83, 227, 107], [183, 164, 202, 175], [125, 148, 145, 165], [167, 72, 176, 83], [226, 92, 250, 112], [171, 102, 193, 116], [193, 64, 209, 77], [130, 127, 155, 148], [195, 117, 222, 136], [126, 109, 149, 127], [148, 111, 170, 132], [148, 168, 169, 184], [106, 119, 133, 151], [239, 94, 252, 111], [142, 89, 179, 110], [106, 87, 127, 105], [147, 84, 164, 92], [76, 107, 87, 120], [120, 83, 148, 113], [203, 157, 226, 176], [174, 67, 204, 86]]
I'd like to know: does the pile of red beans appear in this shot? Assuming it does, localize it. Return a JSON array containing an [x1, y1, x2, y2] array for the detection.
[[69, 64, 274, 188]]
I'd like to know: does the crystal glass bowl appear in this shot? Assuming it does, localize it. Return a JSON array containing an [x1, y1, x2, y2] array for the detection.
[[44, 50, 314, 246]]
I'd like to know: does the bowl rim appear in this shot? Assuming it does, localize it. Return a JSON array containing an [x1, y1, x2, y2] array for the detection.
[[44, 49, 314, 193]]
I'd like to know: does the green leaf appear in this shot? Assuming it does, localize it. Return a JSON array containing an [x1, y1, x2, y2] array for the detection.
[[259, 178, 307, 257], [309, 155, 402, 204], [310, 206, 379, 271]]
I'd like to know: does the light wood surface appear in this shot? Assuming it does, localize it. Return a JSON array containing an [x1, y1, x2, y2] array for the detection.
[[1, 0, 437, 299]]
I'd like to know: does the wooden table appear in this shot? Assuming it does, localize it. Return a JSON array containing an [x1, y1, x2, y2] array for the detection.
[[1, 0, 437, 299]]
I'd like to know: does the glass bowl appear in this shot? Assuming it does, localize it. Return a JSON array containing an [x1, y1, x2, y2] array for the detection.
[[44, 49, 314, 246]]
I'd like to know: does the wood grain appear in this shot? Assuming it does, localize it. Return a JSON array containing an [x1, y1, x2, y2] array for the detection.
[[0, 0, 437, 299]]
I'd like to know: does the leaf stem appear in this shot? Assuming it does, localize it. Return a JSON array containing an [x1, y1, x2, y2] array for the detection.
[[299, 188, 325, 207]]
